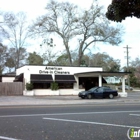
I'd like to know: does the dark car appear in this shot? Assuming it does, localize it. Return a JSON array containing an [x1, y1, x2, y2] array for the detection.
[[78, 86, 118, 99]]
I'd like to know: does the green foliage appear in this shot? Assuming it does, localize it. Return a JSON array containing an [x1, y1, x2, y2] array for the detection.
[[90, 52, 120, 71], [55, 53, 70, 66], [27, 52, 43, 65], [106, 0, 140, 22], [26, 83, 33, 90], [7, 47, 27, 71], [54, 52, 121, 70], [5, 57, 15, 68], [122, 66, 140, 87], [51, 82, 59, 90]]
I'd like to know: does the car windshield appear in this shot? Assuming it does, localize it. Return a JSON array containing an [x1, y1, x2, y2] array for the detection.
[[88, 87, 98, 92]]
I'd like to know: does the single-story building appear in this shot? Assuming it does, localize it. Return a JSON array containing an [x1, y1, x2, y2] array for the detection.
[[0, 72, 16, 82], [14, 65, 130, 97]]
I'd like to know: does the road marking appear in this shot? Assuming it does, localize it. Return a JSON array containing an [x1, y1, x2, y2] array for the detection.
[[43, 117, 140, 129], [1, 110, 140, 118], [0, 114, 48, 118], [129, 114, 140, 116], [0, 136, 21, 140]]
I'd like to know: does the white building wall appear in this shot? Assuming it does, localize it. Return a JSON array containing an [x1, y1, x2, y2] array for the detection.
[[16, 65, 103, 83], [17, 65, 102, 75], [2, 77, 15, 82], [17, 65, 103, 96]]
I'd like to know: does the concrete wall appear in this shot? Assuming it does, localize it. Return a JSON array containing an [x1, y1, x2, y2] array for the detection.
[[2, 77, 15, 82], [23, 89, 85, 96]]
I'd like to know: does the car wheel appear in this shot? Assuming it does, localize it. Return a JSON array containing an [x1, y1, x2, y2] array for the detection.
[[87, 94, 92, 99], [109, 94, 114, 99]]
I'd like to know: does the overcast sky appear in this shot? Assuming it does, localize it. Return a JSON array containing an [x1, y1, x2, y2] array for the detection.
[[0, 0, 140, 67]]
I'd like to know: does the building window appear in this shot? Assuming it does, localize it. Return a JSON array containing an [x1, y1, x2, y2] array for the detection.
[[32, 83, 50, 89], [58, 83, 73, 89]]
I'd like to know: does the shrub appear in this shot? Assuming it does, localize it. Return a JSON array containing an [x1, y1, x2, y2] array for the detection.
[[51, 82, 59, 90], [26, 83, 33, 90]]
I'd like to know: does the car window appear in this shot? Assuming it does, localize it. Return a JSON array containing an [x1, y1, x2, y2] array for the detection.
[[104, 88, 112, 91], [96, 88, 103, 92], [88, 87, 98, 92]]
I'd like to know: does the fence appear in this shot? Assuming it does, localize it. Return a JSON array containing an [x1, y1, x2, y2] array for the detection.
[[0, 82, 23, 96]]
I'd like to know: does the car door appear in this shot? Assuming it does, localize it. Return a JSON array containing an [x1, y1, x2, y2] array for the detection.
[[103, 88, 116, 98], [103, 88, 110, 98], [94, 87, 103, 98]]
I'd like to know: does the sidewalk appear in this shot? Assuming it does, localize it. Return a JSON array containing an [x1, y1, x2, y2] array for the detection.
[[0, 95, 140, 106]]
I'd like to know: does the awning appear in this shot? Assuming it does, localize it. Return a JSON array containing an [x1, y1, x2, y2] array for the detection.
[[31, 74, 53, 83], [55, 75, 76, 83], [75, 71, 131, 77]]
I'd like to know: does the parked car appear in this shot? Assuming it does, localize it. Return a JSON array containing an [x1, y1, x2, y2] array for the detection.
[[118, 85, 133, 90], [78, 86, 118, 99]]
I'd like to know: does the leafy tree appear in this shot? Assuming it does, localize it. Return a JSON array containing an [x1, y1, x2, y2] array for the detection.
[[131, 57, 140, 67], [55, 53, 70, 66], [106, 0, 140, 22], [54, 52, 121, 71], [90, 52, 120, 71], [123, 66, 139, 87], [5, 57, 15, 72], [54, 51, 83, 66], [1, 12, 30, 69], [27, 52, 43, 65], [135, 66, 140, 85], [0, 43, 8, 74], [73, 54, 90, 67], [31, 0, 123, 66], [130, 57, 140, 86]]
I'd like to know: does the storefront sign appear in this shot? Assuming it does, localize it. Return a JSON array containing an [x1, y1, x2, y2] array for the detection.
[[39, 66, 70, 74]]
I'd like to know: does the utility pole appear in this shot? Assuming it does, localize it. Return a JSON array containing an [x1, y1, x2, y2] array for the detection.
[[124, 45, 131, 90]]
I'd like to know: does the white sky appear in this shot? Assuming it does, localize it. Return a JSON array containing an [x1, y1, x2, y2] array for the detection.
[[0, 0, 140, 67]]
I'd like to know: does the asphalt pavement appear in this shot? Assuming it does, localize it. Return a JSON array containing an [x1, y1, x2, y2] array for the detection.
[[0, 103, 140, 140], [0, 91, 140, 106]]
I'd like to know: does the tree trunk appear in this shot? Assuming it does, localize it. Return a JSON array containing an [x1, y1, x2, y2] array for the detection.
[[63, 40, 73, 66], [78, 42, 84, 66]]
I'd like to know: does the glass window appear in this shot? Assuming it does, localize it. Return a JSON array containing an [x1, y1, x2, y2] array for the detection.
[[58, 83, 73, 89], [97, 87, 103, 92], [32, 83, 50, 89]]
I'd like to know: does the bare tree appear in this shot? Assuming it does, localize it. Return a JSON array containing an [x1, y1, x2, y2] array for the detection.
[[31, 0, 124, 66], [0, 43, 8, 74], [1, 12, 29, 70], [7, 47, 27, 71], [40, 38, 61, 65]]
